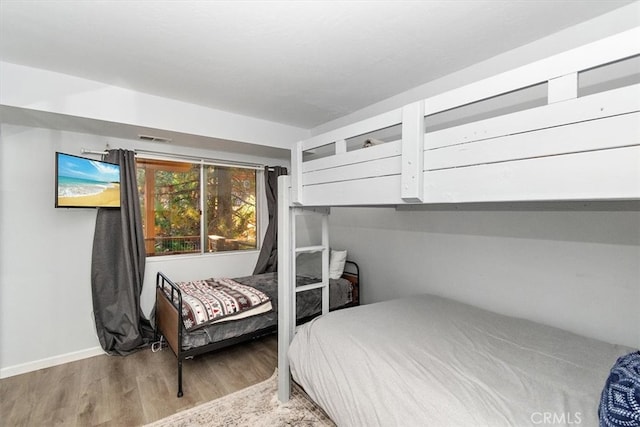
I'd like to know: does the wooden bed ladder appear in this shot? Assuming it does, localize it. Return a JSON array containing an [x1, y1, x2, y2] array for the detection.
[[292, 207, 331, 317], [277, 175, 330, 402]]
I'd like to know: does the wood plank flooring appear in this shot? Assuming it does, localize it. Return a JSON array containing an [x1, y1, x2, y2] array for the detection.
[[0, 335, 277, 427]]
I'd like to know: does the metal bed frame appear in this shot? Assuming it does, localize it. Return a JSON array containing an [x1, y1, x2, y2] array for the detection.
[[155, 261, 360, 397]]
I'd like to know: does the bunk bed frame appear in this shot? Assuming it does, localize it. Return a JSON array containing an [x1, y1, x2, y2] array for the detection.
[[277, 27, 640, 402]]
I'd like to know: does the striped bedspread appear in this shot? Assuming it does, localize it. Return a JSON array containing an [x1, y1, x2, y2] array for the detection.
[[167, 278, 273, 331]]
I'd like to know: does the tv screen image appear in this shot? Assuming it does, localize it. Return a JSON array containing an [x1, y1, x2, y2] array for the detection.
[[55, 152, 121, 208]]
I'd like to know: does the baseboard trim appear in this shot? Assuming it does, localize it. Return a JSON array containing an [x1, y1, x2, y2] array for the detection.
[[0, 346, 105, 379]]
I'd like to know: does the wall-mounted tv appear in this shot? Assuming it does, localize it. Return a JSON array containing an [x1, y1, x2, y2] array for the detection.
[[55, 152, 121, 208]]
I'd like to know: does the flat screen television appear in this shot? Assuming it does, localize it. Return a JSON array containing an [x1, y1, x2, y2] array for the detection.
[[55, 152, 121, 208]]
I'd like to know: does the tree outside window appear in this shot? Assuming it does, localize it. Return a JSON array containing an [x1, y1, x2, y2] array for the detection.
[[137, 158, 257, 257]]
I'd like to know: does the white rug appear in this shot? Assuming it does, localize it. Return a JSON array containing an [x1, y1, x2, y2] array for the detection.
[[146, 371, 335, 427]]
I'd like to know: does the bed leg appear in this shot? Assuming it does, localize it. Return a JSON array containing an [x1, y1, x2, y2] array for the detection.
[[177, 359, 184, 398]]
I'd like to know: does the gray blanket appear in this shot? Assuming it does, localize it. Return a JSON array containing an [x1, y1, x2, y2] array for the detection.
[[181, 272, 352, 350], [289, 294, 634, 427]]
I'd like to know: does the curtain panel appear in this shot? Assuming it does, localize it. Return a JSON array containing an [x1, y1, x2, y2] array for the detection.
[[91, 149, 153, 355], [253, 166, 287, 274]]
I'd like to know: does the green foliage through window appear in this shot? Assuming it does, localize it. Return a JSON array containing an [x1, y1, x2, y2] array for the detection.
[[137, 158, 257, 256]]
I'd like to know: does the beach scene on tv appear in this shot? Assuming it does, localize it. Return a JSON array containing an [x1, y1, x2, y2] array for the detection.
[[57, 153, 121, 208]]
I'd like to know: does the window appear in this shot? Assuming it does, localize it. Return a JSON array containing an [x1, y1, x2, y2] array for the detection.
[[136, 158, 258, 257]]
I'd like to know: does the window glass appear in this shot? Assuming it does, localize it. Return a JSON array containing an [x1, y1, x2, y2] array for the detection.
[[204, 165, 257, 253], [137, 158, 257, 257]]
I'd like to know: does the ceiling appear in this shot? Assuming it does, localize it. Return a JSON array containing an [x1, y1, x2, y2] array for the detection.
[[0, 1, 634, 130]]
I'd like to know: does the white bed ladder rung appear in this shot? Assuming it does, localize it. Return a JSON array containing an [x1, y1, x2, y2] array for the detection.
[[291, 207, 330, 318], [295, 245, 326, 253], [296, 282, 325, 293]]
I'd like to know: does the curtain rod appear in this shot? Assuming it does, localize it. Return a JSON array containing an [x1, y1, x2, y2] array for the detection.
[[80, 148, 274, 170]]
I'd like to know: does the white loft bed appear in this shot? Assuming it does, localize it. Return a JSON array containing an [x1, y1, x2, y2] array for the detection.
[[276, 27, 640, 413], [291, 28, 639, 206]]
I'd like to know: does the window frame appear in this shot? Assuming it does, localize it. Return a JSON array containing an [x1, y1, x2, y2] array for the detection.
[[136, 154, 264, 259]]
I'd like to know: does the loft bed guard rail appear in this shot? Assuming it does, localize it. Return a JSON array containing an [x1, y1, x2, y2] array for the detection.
[[291, 27, 640, 206]]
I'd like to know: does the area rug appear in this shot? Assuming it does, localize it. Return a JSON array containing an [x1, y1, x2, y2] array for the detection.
[[146, 371, 335, 427]]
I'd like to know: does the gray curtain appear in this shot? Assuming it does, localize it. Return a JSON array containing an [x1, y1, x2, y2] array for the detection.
[[253, 166, 287, 274], [91, 149, 153, 355]]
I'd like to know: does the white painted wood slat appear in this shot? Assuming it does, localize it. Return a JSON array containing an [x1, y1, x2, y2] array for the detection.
[[277, 176, 293, 402], [295, 282, 326, 293], [423, 146, 640, 203], [548, 73, 578, 104], [302, 140, 402, 173], [303, 156, 402, 186], [426, 84, 640, 150], [425, 112, 640, 171], [321, 213, 329, 315], [302, 175, 407, 206], [295, 245, 325, 253], [291, 142, 304, 205], [401, 101, 425, 202]]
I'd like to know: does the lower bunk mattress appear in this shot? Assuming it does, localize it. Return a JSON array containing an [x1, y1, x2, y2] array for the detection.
[[288, 293, 635, 427], [180, 272, 353, 350]]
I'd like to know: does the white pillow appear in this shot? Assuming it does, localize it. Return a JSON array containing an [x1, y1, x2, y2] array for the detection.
[[329, 250, 347, 280]]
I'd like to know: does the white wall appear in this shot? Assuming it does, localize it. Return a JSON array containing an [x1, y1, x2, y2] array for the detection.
[[0, 124, 287, 377], [329, 206, 640, 349]]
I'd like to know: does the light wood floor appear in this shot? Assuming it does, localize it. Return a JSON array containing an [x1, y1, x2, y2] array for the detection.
[[0, 335, 277, 427]]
